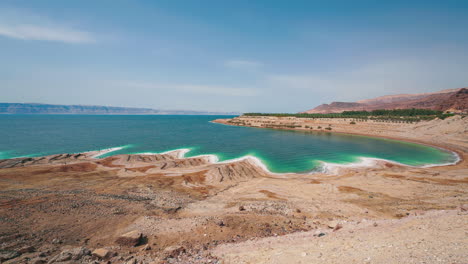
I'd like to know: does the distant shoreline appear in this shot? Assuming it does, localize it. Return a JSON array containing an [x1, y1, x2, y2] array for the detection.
[[0, 102, 240, 115], [0, 113, 239, 116]]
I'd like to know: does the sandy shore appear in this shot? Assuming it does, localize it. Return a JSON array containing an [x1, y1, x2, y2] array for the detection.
[[0, 116, 467, 263], [213, 115, 468, 166]]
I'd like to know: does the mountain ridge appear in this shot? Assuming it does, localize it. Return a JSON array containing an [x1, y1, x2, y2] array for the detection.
[[0, 103, 239, 115], [303, 87, 468, 114]]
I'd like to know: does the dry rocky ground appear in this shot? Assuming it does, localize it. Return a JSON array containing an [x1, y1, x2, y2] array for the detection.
[[0, 116, 467, 264]]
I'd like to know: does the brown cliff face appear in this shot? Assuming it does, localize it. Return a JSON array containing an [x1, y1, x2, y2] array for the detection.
[[303, 88, 467, 113]]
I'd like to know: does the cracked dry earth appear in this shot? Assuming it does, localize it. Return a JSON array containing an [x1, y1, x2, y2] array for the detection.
[[0, 148, 467, 264]]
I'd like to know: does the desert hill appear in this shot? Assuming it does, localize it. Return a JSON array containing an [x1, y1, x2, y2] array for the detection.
[[303, 87, 468, 113]]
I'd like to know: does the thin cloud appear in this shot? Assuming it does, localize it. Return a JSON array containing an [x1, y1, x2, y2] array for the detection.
[[116, 81, 259, 97], [0, 24, 95, 43], [0, 8, 95, 44], [224, 59, 263, 70]]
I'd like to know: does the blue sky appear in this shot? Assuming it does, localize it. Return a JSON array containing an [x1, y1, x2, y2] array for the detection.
[[1, 0, 467, 112]]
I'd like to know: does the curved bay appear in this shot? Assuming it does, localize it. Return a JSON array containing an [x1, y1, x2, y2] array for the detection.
[[0, 115, 457, 173]]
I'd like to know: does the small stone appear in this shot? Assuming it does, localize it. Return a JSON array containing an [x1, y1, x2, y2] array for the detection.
[[460, 204, 468, 212], [327, 221, 339, 229], [0, 250, 20, 262], [163, 246, 185, 259], [52, 252, 72, 262], [318, 233, 326, 237], [296, 209, 302, 213], [18, 246, 35, 253], [301, 252, 307, 257], [49, 247, 91, 262], [239, 205, 246, 211], [51, 238, 62, 244], [217, 220, 225, 227], [140, 245, 151, 251], [30, 258, 46, 264], [333, 223, 343, 232], [373, 222, 378, 227], [125, 258, 137, 264], [69, 247, 91, 260], [115, 230, 144, 247], [92, 248, 111, 259]]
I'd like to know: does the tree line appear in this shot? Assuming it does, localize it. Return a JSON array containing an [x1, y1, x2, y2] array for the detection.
[[243, 108, 454, 122]]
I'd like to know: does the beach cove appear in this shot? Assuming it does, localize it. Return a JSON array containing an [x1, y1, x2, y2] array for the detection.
[[0, 115, 459, 174]]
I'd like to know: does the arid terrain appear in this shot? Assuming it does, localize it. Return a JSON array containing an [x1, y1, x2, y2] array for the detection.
[[1, 116, 467, 264], [303, 87, 468, 114]]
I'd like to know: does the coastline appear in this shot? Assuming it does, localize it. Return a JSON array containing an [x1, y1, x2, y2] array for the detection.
[[212, 116, 467, 170], [1, 117, 467, 264], [2, 131, 461, 176]]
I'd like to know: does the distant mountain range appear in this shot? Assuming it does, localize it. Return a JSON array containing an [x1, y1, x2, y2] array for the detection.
[[303, 88, 468, 114], [0, 103, 239, 115]]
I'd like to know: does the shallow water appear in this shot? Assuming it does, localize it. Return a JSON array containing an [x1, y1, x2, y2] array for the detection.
[[0, 115, 457, 173]]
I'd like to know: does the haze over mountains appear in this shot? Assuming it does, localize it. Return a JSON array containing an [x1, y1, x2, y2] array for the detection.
[[0, 103, 239, 115], [303, 88, 468, 114]]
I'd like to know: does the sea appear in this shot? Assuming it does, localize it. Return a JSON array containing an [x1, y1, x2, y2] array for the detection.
[[0, 115, 458, 173]]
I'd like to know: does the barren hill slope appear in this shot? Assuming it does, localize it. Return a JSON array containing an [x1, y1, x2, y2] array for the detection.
[[303, 87, 467, 113]]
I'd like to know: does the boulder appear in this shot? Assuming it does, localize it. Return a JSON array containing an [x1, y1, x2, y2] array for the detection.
[[115, 230, 144, 247], [92, 248, 112, 259]]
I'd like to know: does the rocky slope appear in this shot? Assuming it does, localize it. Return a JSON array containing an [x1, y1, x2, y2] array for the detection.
[[0, 145, 466, 263], [303, 87, 468, 113]]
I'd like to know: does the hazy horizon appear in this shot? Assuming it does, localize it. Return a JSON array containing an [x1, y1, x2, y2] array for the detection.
[[1, 0, 468, 112]]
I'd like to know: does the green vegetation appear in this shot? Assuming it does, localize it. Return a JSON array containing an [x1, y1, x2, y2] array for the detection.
[[342, 108, 443, 116], [243, 108, 455, 123]]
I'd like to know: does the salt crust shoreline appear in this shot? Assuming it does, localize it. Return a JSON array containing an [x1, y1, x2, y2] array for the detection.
[[89, 144, 460, 176]]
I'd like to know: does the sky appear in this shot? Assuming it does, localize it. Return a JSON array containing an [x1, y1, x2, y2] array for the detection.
[[1, 0, 467, 113]]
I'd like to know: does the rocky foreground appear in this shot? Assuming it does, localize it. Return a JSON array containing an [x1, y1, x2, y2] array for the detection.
[[0, 117, 467, 263]]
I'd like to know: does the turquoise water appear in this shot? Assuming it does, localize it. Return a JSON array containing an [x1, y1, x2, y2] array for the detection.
[[0, 115, 457, 173]]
